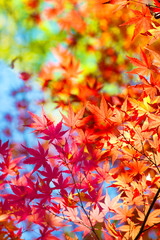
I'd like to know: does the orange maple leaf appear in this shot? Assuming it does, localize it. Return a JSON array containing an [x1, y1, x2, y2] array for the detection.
[[87, 94, 113, 126], [118, 219, 141, 240], [121, 6, 152, 40], [61, 102, 87, 129], [60, 55, 82, 79], [137, 208, 160, 227], [58, 10, 86, 34], [139, 75, 158, 98], [127, 48, 158, 77], [111, 205, 134, 224]]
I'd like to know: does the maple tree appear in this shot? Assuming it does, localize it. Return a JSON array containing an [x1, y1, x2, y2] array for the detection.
[[1, 0, 160, 239]]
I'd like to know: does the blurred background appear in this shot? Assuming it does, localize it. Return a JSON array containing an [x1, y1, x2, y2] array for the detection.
[[0, 0, 137, 148]]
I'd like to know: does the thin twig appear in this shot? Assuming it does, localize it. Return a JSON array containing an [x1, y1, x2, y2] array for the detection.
[[134, 187, 160, 240], [119, 132, 160, 240], [120, 133, 160, 174], [57, 140, 100, 240]]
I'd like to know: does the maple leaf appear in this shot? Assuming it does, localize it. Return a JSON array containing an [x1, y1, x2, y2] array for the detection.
[[82, 187, 104, 206], [53, 173, 70, 196], [50, 45, 82, 80], [63, 207, 80, 222], [27, 106, 53, 132], [145, 47, 160, 69], [22, 141, 49, 173], [39, 62, 55, 81], [121, 121, 153, 152], [7, 184, 28, 203], [111, 205, 134, 224], [139, 75, 158, 98], [118, 219, 141, 240], [0, 153, 24, 177], [38, 164, 60, 182], [74, 169, 99, 192], [127, 48, 158, 77], [128, 95, 155, 115], [99, 190, 122, 215], [122, 187, 144, 206], [112, 172, 133, 191], [137, 208, 160, 226], [45, 212, 65, 229], [94, 162, 113, 184], [77, 78, 102, 103], [121, 6, 152, 40], [40, 121, 67, 143], [60, 55, 82, 79], [61, 102, 87, 129], [37, 178, 54, 204], [90, 205, 105, 223], [5, 177, 37, 210], [147, 113, 160, 129], [87, 94, 113, 126], [149, 133, 160, 151], [61, 192, 79, 208], [110, 105, 128, 125]]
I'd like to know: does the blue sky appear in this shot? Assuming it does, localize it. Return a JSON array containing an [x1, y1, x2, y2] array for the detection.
[[0, 60, 44, 145]]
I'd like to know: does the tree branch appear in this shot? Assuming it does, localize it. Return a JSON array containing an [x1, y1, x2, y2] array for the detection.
[[134, 187, 160, 240]]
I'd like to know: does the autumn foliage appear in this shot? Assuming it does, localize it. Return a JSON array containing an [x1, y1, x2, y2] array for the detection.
[[1, 0, 160, 239]]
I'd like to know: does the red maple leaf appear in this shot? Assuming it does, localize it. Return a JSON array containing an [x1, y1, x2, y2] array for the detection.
[[53, 173, 70, 196], [0, 154, 24, 177], [22, 141, 49, 173], [38, 164, 60, 182], [40, 121, 67, 143]]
